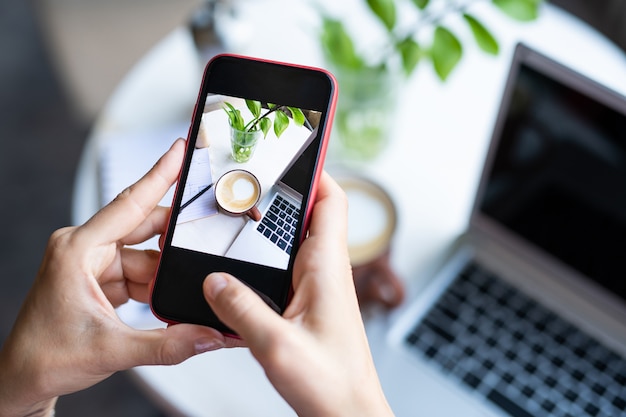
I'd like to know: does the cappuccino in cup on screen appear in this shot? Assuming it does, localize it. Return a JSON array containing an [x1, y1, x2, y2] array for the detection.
[[215, 169, 261, 215]]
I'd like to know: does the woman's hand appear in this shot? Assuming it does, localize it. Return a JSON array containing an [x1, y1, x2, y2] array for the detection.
[[0, 138, 394, 417], [204, 172, 394, 417], [0, 139, 225, 417]]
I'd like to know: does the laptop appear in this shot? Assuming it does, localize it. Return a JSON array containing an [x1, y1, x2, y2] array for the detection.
[[225, 128, 318, 270], [375, 43, 626, 417]]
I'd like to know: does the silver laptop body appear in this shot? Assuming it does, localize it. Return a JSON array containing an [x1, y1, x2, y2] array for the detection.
[[377, 43, 626, 417]]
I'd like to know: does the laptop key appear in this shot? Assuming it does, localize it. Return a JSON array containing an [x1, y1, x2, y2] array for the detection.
[[462, 372, 481, 389], [584, 403, 600, 416], [613, 396, 626, 411], [487, 389, 534, 417], [421, 319, 455, 344]]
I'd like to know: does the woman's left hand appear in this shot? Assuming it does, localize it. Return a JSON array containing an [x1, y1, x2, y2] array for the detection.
[[0, 139, 225, 417]]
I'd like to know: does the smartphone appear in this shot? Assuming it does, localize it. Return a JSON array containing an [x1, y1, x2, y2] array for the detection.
[[151, 54, 337, 333]]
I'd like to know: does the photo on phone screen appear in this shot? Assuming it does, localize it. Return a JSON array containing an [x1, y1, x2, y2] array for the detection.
[[151, 55, 336, 331], [171, 94, 322, 271]]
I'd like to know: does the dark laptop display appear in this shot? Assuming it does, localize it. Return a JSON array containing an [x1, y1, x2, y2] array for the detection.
[[478, 61, 626, 302]]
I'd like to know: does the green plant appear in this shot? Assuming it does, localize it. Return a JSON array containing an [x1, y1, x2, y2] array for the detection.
[[223, 99, 306, 138], [320, 0, 543, 81]]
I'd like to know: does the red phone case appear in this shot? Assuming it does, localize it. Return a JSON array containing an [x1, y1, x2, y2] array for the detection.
[[150, 54, 337, 332]]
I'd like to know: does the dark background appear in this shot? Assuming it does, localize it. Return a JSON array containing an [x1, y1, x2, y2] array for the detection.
[[0, 0, 624, 416]]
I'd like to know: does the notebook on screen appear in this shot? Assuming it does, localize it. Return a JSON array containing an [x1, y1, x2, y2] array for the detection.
[[376, 43, 626, 417]]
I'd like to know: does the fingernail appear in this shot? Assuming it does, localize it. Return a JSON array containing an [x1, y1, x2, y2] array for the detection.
[[195, 337, 224, 354], [205, 273, 228, 301]]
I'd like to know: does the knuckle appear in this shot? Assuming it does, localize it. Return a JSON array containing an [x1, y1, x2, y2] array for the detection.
[[220, 284, 253, 316], [258, 330, 301, 369], [158, 337, 186, 365], [46, 226, 79, 254]]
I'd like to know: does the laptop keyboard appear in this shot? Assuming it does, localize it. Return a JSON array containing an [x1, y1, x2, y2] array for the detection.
[[256, 194, 299, 255], [405, 261, 626, 417]]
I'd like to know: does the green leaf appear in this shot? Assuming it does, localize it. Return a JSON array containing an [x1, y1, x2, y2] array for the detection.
[[411, 0, 430, 9], [288, 107, 306, 127], [223, 102, 244, 130], [431, 26, 463, 81], [259, 117, 271, 138], [245, 99, 262, 119], [397, 38, 422, 75], [274, 110, 289, 138], [492, 0, 540, 22], [320, 18, 364, 70], [463, 14, 499, 55], [366, 0, 397, 31]]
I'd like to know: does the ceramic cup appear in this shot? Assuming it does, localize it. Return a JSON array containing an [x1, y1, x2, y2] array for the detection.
[[336, 174, 405, 309], [214, 169, 261, 219]]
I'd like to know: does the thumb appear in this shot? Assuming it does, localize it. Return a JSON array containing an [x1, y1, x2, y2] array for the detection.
[[203, 273, 285, 346], [119, 324, 225, 368]]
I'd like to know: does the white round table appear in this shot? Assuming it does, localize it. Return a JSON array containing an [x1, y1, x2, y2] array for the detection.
[[72, 1, 626, 416]]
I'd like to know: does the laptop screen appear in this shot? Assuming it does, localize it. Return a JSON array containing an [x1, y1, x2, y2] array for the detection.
[[477, 46, 626, 302]]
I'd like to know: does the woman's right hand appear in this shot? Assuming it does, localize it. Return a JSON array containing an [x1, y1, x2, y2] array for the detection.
[[203, 172, 394, 417]]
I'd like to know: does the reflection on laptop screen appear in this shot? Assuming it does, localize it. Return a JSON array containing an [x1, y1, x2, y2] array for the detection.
[[479, 63, 626, 301]]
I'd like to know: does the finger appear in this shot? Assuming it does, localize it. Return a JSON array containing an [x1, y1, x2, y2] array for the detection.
[[126, 281, 151, 304], [100, 277, 154, 306], [203, 273, 287, 350], [287, 173, 352, 316], [99, 247, 159, 286], [100, 247, 160, 303], [119, 206, 170, 247], [99, 280, 151, 306], [77, 138, 185, 246], [114, 324, 226, 369], [293, 172, 350, 282], [305, 172, 349, 250], [120, 248, 160, 284]]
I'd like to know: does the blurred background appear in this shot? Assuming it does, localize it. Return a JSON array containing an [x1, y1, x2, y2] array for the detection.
[[0, 0, 624, 416]]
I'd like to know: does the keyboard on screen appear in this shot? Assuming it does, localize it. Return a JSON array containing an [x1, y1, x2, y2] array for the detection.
[[256, 194, 299, 255]]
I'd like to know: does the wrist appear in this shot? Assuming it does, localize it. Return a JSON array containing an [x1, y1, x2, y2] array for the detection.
[[311, 380, 393, 417], [0, 397, 57, 417], [20, 398, 56, 417], [353, 386, 394, 417], [0, 344, 57, 417]]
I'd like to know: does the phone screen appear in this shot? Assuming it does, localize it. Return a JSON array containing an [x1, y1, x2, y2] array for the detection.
[[151, 55, 336, 331]]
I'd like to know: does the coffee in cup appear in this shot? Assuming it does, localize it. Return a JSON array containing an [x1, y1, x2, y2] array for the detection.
[[214, 169, 261, 216]]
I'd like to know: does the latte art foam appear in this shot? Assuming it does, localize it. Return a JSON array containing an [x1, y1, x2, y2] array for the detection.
[[232, 178, 255, 201], [215, 170, 260, 213]]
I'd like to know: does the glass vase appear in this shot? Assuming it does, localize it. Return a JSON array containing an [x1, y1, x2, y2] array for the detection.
[[332, 67, 400, 161], [230, 127, 261, 163]]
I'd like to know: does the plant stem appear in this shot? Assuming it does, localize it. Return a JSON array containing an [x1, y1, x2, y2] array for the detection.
[[245, 105, 286, 132]]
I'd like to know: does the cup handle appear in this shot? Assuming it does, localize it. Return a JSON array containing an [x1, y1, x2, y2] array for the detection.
[[246, 206, 262, 221], [353, 249, 405, 309]]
